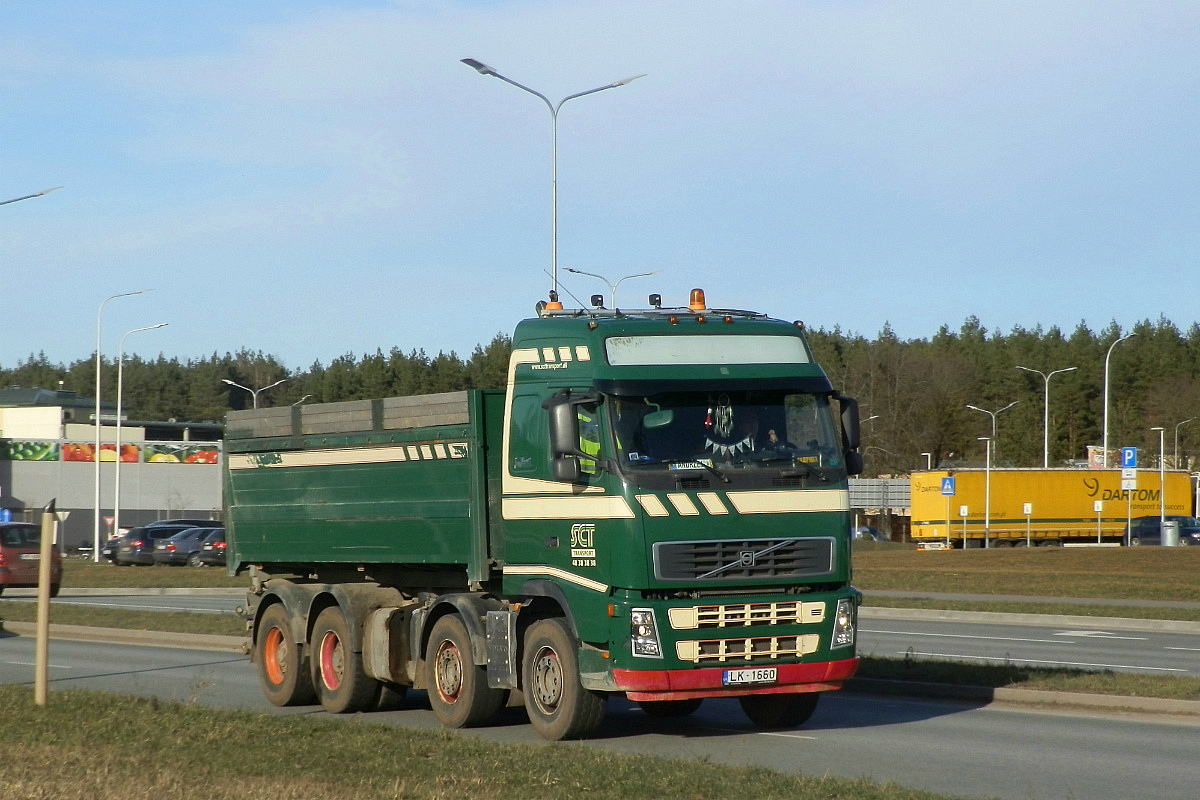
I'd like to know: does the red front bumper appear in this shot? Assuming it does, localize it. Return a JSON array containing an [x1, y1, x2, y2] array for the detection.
[[613, 657, 859, 702]]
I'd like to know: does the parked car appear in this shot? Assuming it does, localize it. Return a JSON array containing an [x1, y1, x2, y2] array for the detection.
[[195, 527, 227, 567], [152, 527, 214, 566], [99, 533, 126, 562], [115, 524, 202, 565], [853, 525, 889, 543], [0, 522, 62, 597], [1124, 515, 1200, 546]]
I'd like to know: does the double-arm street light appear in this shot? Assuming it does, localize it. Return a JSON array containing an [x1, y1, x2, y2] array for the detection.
[[461, 58, 644, 301], [223, 378, 288, 409], [1102, 333, 1136, 468], [0, 187, 62, 206], [564, 268, 658, 309], [1016, 365, 1077, 468], [92, 290, 151, 561], [966, 401, 1017, 462], [113, 323, 168, 535]]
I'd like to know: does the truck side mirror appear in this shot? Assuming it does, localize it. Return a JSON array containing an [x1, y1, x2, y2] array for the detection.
[[833, 393, 863, 476], [543, 390, 596, 483]]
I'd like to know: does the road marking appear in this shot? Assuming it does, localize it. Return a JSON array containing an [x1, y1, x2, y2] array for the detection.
[[898, 651, 1188, 673], [1165, 646, 1200, 652], [861, 629, 1062, 644], [703, 725, 817, 740], [4, 660, 72, 669], [1054, 630, 1148, 641]]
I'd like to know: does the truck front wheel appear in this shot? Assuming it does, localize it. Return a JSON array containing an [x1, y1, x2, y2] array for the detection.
[[522, 617, 606, 740], [739, 691, 820, 728], [311, 606, 378, 714], [425, 614, 505, 728], [255, 603, 316, 707]]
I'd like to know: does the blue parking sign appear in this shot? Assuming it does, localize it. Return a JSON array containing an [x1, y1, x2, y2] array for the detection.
[[941, 477, 956, 497], [1121, 447, 1137, 469]]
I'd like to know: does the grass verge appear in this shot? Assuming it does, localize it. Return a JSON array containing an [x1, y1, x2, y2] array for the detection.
[[0, 685, 969, 800], [855, 656, 1200, 701]]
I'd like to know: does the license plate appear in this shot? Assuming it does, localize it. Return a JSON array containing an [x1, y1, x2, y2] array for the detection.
[[723, 667, 777, 686], [19, 554, 40, 561]]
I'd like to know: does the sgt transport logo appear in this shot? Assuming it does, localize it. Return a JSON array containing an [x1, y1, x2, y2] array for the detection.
[[570, 523, 596, 567]]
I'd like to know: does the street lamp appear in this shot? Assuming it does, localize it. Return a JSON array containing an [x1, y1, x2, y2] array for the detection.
[[0, 187, 62, 206], [1016, 365, 1077, 468], [461, 58, 645, 301], [564, 268, 658, 308], [1151, 426, 1166, 534], [113, 323, 168, 535], [966, 401, 1017, 461], [223, 378, 288, 409], [1102, 333, 1136, 468], [92, 290, 151, 561], [1174, 418, 1194, 469], [979, 436, 993, 548]]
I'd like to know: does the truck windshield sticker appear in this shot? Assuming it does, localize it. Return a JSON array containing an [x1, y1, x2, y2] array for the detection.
[[605, 335, 809, 366]]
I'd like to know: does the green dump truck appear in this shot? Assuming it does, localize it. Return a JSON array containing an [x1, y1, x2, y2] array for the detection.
[[224, 288, 863, 740]]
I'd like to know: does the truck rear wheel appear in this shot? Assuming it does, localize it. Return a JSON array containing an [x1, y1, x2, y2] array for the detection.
[[522, 617, 606, 740], [312, 606, 378, 714], [425, 614, 505, 728], [740, 692, 820, 728], [256, 603, 315, 707]]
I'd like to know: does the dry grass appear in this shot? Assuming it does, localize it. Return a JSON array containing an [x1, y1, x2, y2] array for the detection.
[[0, 687, 966, 800], [853, 546, 1200, 603]]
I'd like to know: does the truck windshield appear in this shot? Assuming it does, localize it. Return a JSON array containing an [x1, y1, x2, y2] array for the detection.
[[606, 389, 843, 475]]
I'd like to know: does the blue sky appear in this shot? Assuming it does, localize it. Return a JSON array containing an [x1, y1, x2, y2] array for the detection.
[[2, 1, 1198, 370]]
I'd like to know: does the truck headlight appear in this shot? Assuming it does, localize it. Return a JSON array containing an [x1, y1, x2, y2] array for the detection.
[[631, 608, 662, 658], [831, 598, 855, 649]]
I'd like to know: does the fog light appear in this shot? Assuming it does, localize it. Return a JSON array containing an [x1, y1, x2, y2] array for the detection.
[[631, 608, 662, 658], [831, 598, 855, 649]]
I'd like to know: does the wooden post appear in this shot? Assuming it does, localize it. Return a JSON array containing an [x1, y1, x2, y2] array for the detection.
[[35, 499, 56, 706]]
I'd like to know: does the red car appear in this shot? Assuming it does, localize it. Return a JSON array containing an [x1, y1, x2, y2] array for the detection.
[[0, 522, 62, 597]]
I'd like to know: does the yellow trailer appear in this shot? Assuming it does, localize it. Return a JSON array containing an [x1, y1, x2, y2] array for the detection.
[[910, 469, 1194, 548]]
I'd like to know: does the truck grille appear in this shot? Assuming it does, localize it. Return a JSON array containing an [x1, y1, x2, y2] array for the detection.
[[653, 537, 835, 582], [676, 634, 820, 664], [667, 600, 826, 630]]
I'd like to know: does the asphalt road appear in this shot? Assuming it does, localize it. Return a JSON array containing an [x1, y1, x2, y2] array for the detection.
[[1, 633, 1197, 800], [14, 589, 1200, 677]]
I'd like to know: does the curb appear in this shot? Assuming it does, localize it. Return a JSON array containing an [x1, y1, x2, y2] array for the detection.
[[845, 677, 1200, 719], [1, 621, 246, 653]]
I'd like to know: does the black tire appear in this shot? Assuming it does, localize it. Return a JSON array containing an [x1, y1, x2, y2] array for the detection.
[[255, 603, 316, 707], [739, 692, 820, 729], [522, 617, 606, 740], [187, 553, 202, 567], [425, 614, 505, 728], [637, 698, 703, 718], [49, 584, 60, 599], [311, 606, 378, 714], [1130, 537, 1142, 547]]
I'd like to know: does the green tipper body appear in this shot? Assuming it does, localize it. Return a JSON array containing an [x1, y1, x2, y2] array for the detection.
[[226, 305, 860, 704]]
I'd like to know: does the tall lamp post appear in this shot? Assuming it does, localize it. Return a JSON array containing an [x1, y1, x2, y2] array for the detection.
[[966, 401, 1017, 461], [979, 436, 993, 548], [461, 58, 644, 300], [1102, 333, 1136, 468], [93, 290, 151, 561], [1016, 365, 1077, 468], [1151, 426, 1166, 534], [113, 323, 167, 535], [564, 267, 658, 308], [223, 378, 288, 409], [1174, 418, 1194, 469]]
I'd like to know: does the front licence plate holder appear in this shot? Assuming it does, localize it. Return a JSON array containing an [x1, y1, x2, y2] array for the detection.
[[722, 667, 777, 686]]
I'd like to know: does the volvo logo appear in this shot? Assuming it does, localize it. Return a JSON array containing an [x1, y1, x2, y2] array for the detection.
[[738, 550, 756, 567]]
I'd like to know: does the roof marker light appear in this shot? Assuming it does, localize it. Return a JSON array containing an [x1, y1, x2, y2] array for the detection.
[[544, 291, 562, 312]]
